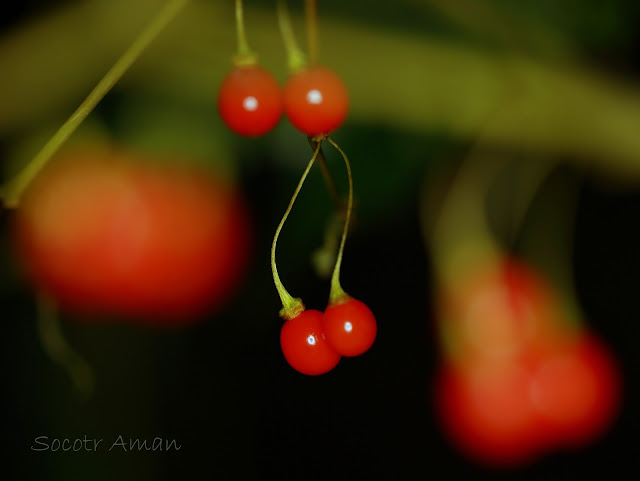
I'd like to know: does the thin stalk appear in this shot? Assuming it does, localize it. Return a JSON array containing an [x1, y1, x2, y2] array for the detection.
[[276, 0, 307, 72], [272, 142, 322, 319], [235, 0, 251, 56], [1, 0, 190, 208], [305, 0, 319, 64], [37, 295, 94, 399], [307, 136, 341, 210], [326, 137, 353, 304], [233, 0, 256, 65]]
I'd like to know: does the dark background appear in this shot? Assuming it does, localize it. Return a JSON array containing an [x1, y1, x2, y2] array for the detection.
[[1, 1, 639, 479]]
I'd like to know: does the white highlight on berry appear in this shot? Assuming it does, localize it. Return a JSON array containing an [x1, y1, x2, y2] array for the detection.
[[344, 321, 353, 333], [306, 334, 316, 346], [307, 89, 323, 104], [243, 96, 258, 111]]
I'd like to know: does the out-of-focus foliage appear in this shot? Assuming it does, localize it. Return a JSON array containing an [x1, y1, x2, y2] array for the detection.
[[1, 1, 639, 480]]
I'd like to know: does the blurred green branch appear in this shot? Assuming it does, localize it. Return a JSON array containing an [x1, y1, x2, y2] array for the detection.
[[0, 0, 190, 207], [1, 0, 639, 176], [417, 0, 575, 58]]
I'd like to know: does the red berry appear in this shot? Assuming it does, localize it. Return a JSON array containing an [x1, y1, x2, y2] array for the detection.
[[280, 309, 341, 375], [323, 297, 377, 357], [530, 334, 621, 448], [283, 65, 348, 136], [13, 147, 252, 324], [437, 258, 561, 363], [217, 65, 283, 137], [435, 360, 546, 467]]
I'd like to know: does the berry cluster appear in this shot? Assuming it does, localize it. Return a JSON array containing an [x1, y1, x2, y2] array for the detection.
[[280, 294, 377, 376], [434, 258, 621, 466], [271, 137, 377, 376], [218, 63, 348, 138], [216, 0, 375, 375], [216, 0, 348, 139]]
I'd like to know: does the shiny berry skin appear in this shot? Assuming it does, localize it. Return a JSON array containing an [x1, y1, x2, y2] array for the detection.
[[217, 65, 283, 137], [323, 297, 377, 357], [13, 148, 252, 324], [283, 65, 349, 136], [280, 309, 341, 375]]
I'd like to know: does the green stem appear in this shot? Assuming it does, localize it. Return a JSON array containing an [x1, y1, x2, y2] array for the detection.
[[233, 0, 256, 66], [305, 0, 319, 65], [271, 142, 322, 320], [277, 0, 308, 72], [37, 295, 94, 399], [0, 0, 190, 209], [326, 137, 353, 305]]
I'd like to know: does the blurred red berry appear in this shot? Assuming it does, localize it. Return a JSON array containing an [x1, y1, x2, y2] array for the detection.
[[13, 147, 252, 324], [437, 258, 561, 363], [435, 359, 546, 467], [531, 333, 621, 449]]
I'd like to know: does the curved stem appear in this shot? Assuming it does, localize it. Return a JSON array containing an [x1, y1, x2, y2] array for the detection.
[[305, 0, 319, 65], [307, 136, 341, 210], [233, 0, 256, 66], [235, 0, 251, 56], [37, 295, 94, 399], [277, 0, 307, 72], [0, 0, 190, 209], [271, 142, 322, 319], [326, 137, 353, 305]]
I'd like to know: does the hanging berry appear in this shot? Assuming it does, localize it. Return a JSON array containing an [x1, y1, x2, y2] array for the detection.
[[218, 0, 283, 137]]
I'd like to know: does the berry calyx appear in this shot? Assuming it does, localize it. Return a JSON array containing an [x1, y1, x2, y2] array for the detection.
[[280, 309, 341, 375], [284, 66, 349, 136], [218, 65, 283, 137], [323, 296, 377, 357]]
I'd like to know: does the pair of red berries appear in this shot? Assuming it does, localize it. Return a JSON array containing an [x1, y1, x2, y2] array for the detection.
[[217, 64, 348, 137], [434, 259, 621, 466], [279, 296, 377, 376]]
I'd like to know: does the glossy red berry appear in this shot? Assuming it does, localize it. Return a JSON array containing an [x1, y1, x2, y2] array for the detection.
[[283, 65, 348, 136], [323, 297, 377, 357], [280, 309, 341, 375], [217, 65, 283, 137]]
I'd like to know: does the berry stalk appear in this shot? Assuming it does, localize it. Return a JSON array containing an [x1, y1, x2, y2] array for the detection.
[[307, 137, 341, 211], [37, 294, 94, 399], [305, 0, 319, 65], [326, 136, 353, 305], [276, 0, 307, 72], [271, 142, 322, 320], [233, 0, 257, 66]]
